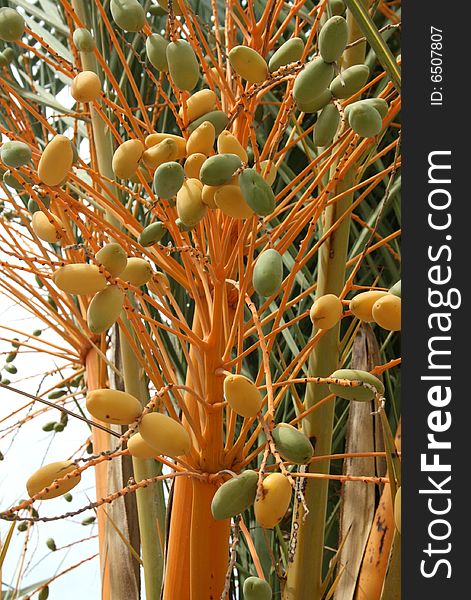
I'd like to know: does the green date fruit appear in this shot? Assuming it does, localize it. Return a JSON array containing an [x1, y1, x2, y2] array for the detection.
[[211, 470, 258, 520], [1, 141, 31, 169], [389, 280, 401, 298], [272, 423, 313, 464], [318, 16, 348, 63], [153, 161, 185, 198], [166, 40, 200, 91], [293, 57, 334, 105], [330, 64, 370, 99], [200, 154, 242, 186], [188, 110, 229, 136], [138, 221, 166, 247], [110, 0, 147, 32], [348, 102, 382, 137], [253, 249, 283, 297], [73, 28, 96, 53], [313, 104, 340, 147], [239, 168, 275, 216], [0, 7, 25, 42], [268, 37, 304, 72], [243, 577, 272, 600], [329, 369, 384, 402], [146, 33, 169, 71]]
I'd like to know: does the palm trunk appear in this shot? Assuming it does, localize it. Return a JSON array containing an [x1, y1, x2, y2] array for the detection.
[[119, 316, 166, 600], [284, 5, 370, 598]]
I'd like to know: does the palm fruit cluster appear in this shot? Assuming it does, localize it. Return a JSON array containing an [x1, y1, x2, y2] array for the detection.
[[85, 388, 191, 460], [350, 280, 401, 331], [307, 278, 401, 335], [27, 382, 192, 501], [0, 2, 393, 324], [211, 469, 293, 530]]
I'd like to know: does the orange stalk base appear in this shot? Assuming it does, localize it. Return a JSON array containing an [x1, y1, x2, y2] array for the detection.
[[190, 479, 230, 600]]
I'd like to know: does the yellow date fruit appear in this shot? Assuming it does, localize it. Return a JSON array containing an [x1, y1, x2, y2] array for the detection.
[[53, 264, 107, 295], [86, 388, 142, 425], [145, 132, 186, 160], [26, 461, 80, 500], [38, 135, 74, 186], [309, 294, 343, 330], [179, 89, 217, 123], [217, 130, 248, 163], [223, 374, 262, 418], [142, 139, 179, 170], [87, 285, 124, 333], [120, 257, 152, 286], [349, 290, 388, 322], [112, 139, 145, 180], [372, 293, 401, 331], [254, 473, 292, 529], [214, 184, 254, 219], [394, 486, 401, 534], [186, 121, 216, 156], [176, 178, 207, 227], [95, 243, 128, 277], [127, 433, 160, 459], [139, 412, 191, 457], [32, 211, 62, 243], [184, 152, 206, 179], [71, 71, 102, 103], [228, 46, 268, 84]]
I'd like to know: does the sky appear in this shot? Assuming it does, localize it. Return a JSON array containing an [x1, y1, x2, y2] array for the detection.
[[1, 67, 104, 599], [0, 299, 102, 599]]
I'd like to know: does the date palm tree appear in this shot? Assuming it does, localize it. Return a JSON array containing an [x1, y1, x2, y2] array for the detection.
[[0, 1, 401, 598]]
